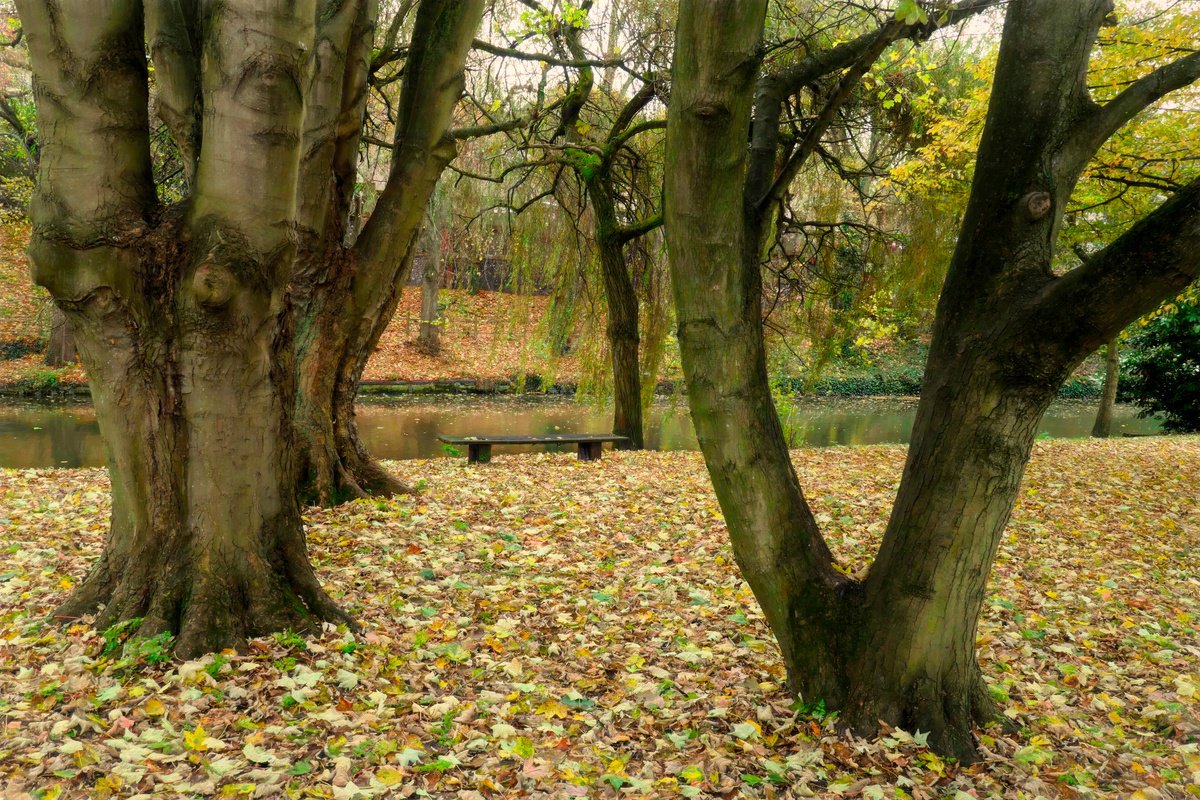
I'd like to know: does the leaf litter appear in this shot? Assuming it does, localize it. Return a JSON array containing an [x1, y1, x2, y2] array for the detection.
[[0, 436, 1197, 798]]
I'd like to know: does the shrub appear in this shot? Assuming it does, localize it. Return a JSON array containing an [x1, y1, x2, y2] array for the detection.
[[1125, 301, 1200, 432]]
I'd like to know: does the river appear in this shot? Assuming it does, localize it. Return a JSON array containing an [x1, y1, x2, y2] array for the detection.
[[0, 395, 1162, 469]]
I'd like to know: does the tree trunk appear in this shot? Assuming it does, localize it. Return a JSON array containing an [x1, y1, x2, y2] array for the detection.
[[1092, 337, 1119, 437], [289, 0, 483, 505], [418, 220, 442, 353], [43, 305, 76, 367], [639, 276, 669, 412], [847, 356, 1053, 756], [21, 0, 349, 655], [53, 232, 349, 658], [293, 247, 416, 505], [665, 0, 1200, 760], [590, 180, 643, 449]]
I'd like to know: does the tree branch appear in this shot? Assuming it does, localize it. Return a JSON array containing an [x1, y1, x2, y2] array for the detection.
[[754, 21, 899, 213], [606, 118, 666, 153], [1062, 49, 1200, 181], [745, 0, 1003, 216], [615, 211, 663, 245], [471, 37, 621, 68], [1026, 176, 1200, 355], [606, 80, 656, 141]]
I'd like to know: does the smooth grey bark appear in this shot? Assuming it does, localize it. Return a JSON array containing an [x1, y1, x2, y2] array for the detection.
[[665, 0, 1200, 759], [418, 208, 442, 353], [18, 0, 483, 654]]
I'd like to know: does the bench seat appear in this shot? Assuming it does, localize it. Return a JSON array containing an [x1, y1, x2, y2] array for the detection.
[[437, 433, 630, 463]]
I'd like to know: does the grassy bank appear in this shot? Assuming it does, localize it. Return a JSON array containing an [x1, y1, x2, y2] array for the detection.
[[1, 437, 1197, 797]]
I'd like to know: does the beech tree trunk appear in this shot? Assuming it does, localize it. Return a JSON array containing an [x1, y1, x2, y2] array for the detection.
[[1092, 337, 1119, 437], [665, 0, 1200, 759], [20, 0, 348, 655], [19, 0, 485, 652], [286, 0, 481, 505]]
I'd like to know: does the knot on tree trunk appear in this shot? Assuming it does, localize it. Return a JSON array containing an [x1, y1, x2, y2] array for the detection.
[[1022, 191, 1052, 221], [193, 261, 237, 308]]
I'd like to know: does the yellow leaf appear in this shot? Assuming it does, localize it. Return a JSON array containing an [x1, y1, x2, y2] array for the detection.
[[184, 724, 209, 752], [376, 766, 405, 786], [536, 700, 571, 719], [144, 698, 166, 717]]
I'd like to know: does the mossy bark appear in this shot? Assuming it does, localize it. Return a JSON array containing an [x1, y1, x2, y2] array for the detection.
[[20, 0, 349, 655], [665, 0, 1200, 760]]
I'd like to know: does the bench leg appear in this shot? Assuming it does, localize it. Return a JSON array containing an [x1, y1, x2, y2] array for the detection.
[[468, 443, 492, 464], [577, 441, 603, 461]]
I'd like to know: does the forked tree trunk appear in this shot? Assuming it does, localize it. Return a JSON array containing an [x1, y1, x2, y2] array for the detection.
[[1092, 337, 1119, 437], [53, 227, 349, 657], [287, 0, 482, 505], [666, 0, 1200, 760], [21, 0, 349, 654]]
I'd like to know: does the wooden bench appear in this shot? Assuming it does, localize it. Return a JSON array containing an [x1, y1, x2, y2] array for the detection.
[[437, 433, 630, 464]]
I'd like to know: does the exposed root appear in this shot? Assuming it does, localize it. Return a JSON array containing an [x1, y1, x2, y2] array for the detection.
[[52, 526, 355, 658], [51, 554, 118, 623], [971, 665, 1018, 734], [838, 669, 990, 764]]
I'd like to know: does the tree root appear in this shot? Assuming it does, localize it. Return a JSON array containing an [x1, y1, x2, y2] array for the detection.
[[51, 531, 356, 657], [838, 665, 1003, 764]]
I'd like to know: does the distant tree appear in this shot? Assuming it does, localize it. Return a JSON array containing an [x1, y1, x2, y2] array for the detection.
[[467, 0, 671, 449], [1126, 300, 1200, 432], [1091, 337, 1120, 437], [665, 0, 1200, 760], [417, 186, 448, 354]]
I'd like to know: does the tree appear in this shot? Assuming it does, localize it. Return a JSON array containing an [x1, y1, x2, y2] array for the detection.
[[1091, 336, 1120, 437], [289, 0, 483, 504], [665, 0, 1200, 760], [43, 306, 75, 367], [417, 199, 444, 354], [467, 0, 670, 449], [18, 0, 483, 656]]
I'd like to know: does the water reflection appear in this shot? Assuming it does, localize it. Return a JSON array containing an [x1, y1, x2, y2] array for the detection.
[[0, 395, 1163, 469]]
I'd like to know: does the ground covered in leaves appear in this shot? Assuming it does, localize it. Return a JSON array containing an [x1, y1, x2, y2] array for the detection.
[[0, 438, 1198, 799]]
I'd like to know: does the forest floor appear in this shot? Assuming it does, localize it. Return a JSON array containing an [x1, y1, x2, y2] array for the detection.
[[1, 437, 1197, 798]]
